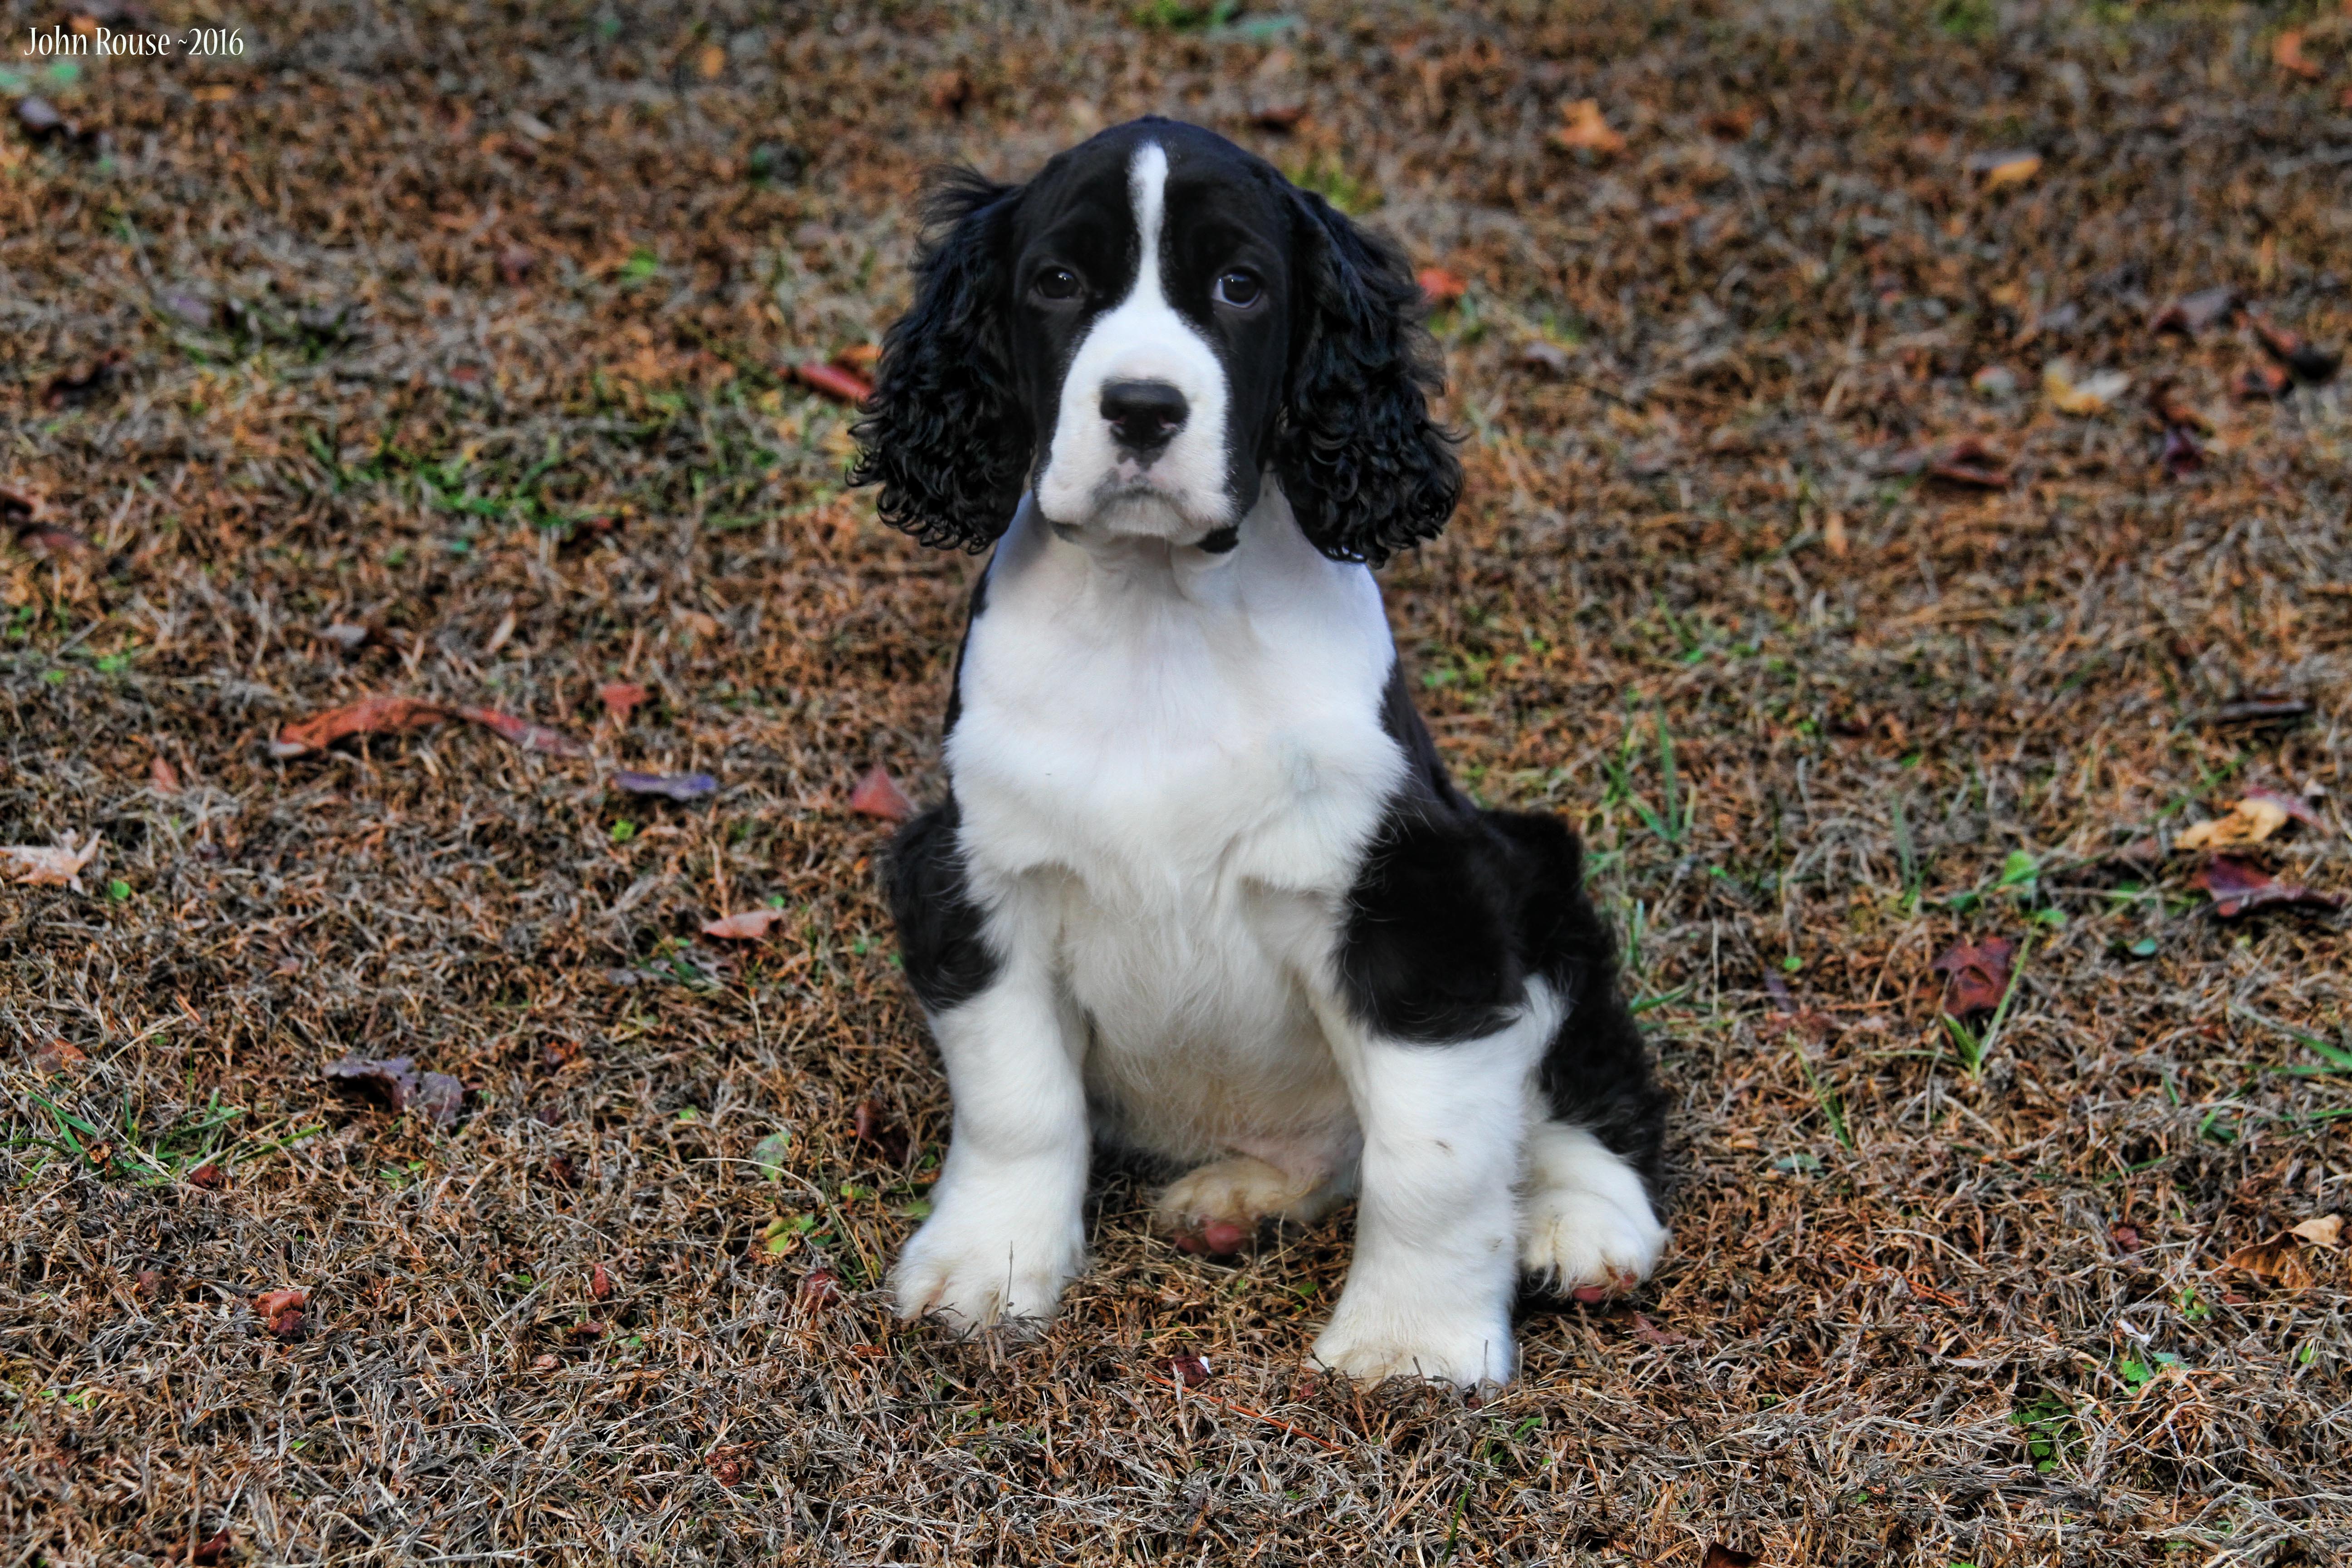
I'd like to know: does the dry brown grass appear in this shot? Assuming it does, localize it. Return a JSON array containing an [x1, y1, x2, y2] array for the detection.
[[5, 1, 2351, 1563]]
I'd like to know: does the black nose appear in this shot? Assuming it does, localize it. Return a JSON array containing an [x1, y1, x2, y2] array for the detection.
[[1100, 379, 1188, 455]]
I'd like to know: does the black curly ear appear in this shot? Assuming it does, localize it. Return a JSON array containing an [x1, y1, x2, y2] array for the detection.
[[1274, 191, 1463, 566], [850, 171, 1029, 552]]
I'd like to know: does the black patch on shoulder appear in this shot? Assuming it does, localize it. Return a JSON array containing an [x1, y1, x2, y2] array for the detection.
[[887, 795, 999, 1012], [940, 568, 990, 738], [1196, 524, 1240, 554], [1344, 657, 1668, 1189]]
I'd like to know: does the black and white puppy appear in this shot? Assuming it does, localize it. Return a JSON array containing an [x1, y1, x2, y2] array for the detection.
[[852, 118, 1667, 1386]]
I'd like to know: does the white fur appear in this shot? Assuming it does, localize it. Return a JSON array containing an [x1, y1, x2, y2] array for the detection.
[[1307, 981, 1561, 1386], [1519, 1117, 1670, 1290], [1034, 142, 1236, 541]]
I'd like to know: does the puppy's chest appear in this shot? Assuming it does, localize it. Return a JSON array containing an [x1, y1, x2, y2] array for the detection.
[[949, 582, 1401, 897]]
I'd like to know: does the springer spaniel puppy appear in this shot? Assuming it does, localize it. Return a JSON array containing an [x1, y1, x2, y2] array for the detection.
[[851, 117, 1667, 1386]]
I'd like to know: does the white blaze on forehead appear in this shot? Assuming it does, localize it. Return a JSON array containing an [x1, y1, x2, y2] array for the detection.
[[1127, 141, 1168, 309], [1033, 138, 1235, 538]]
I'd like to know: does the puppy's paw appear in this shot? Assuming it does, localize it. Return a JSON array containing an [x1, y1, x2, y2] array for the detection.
[[1518, 1125, 1667, 1300], [1311, 1294, 1514, 1387], [892, 1207, 1083, 1333], [1154, 1155, 1336, 1257]]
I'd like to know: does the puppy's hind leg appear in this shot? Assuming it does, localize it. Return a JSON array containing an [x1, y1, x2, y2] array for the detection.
[[1154, 1151, 1341, 1257]]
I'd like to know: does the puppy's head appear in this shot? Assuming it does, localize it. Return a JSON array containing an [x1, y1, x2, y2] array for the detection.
[[852, 118, 1460, 563]]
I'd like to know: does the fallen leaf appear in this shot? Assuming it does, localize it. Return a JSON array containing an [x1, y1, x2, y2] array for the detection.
[[458, 706, 589, 759], [163, 1530, 233, 1566], [2110, 1224, 2141, 1254], [926, 68, 972, 114], [252, 1287, 309, 1340], [1926, 437, 2011, 489], [2159, 423, 2203, 480], [708, 1448, 755, 1486], [545, 1154, 579, 1187], [2190, 856, 2344, 919], [1169, 1349, 1215, 1387], [324, 1055, 468, 1127], [1969, 149, 2041, 190], [613, 769, 717, 802], [1932, 936, 2016, 1016], [703, 907, 789, 941], [1704, 106, 1757, 139], [798, 1267, 840, 1307], [854, 1099, 911, 1165], [794, 361, 872, 403], [1552, 98, 1626, 156], [43, 349, 128, 410], [33, 1038, 88, 1074], [1630, 1313, 1690, 1346], [564, 1318, 605, 1342], [134, 1269, 162, 1297], [1250, 102, 1306, 132], [2273, 27, 2323, 81], [2043, 357, 2130, 415], [271, 695, 449, 758], [17, 97, 67, 137], [3, 831, 104, 891], [2225, 1236, 2313, 1288], [850, 764, 915, 822], [1416, 267, 1468, 308], [187, 1161, 224, 1190], [2290, 1215, 2342, 1249], [2150, 287, 2239, 337], [150, 756, 181, 794], [85, 1140, 114, 1168], [1703, 1545, 1759, 1568], [2177, 797, 2290, 850], [2235, 361, 2292, 401], [2249, 313, 2342, 384], [530, 1353, 560, 1372], [591, 1263, 615, 1299], [597, 681, 650, 720]]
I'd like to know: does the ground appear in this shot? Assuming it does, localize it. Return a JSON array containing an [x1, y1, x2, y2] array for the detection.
[[5, 1, 2351, 1563]]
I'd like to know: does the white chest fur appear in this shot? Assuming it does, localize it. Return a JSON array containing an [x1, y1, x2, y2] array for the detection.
[[946, 490, 1406, 1164]]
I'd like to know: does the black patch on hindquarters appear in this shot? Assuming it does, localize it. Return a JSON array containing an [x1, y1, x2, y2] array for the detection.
[[940, 567, 990, 738], [887, 795, 1000, 1012], [1343, 658, 1668, 1190]]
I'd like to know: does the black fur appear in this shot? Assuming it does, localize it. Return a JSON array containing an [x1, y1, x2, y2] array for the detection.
[[850, 119, 1461, 568], [887, 796, 1000, 1012], [849, 172, 1032, 554], [1275, 191, 1463, 567], [1343, 661, 1667, 1188]]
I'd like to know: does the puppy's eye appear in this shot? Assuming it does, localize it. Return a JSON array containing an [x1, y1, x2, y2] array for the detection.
[[1033, 267, 1082, 301], [1213, 270, 1264, 308]]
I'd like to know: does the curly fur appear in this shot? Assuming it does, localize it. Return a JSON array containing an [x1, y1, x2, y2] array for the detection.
[[849, 171, 1032, 554], [1275, 190, 1463, 567]]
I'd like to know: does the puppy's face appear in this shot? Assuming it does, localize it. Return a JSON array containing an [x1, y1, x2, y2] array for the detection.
[[853, 116, 1460, 566], [1010, 128, 1294, 546]]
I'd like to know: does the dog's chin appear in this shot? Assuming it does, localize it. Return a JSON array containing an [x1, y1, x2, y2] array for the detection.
[[1041, 482, 1232, 548]]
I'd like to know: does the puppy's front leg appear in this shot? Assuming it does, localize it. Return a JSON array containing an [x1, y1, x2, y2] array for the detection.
[[1308, 985, 1560, 1386], [892, 953, 1090, 1332]]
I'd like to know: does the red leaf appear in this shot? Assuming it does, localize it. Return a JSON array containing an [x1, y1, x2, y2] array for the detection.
[[164, 1530, 233, 1566], [798, 1267, 840, 1307], [2191, 856, 2344, 918], [252, 1288, 308, 1340], [2111, 1224, 2141, 1254], [271, 695, 449, 758], [853, 1099, 911, 1164], [703, 907, 789, 941], [1931, 937, 2016, 1016], [1926, 437, 2011, 489], [1416, 267, 1468, 308], [1703, 1548, 1759, 1568], [591, 1263, 614, 1301], [458, 706, 588, 758], [150, 755, 181, 794], [1169, 1349, 1215, 1387], [794, 361, 872, 403], [598, 681, 649, 721], [323, 1055, 467, 1127], [849, 764, 914, 822], [187, 1161, 224, 1190], [1630, 1313, 1690, 1346]]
